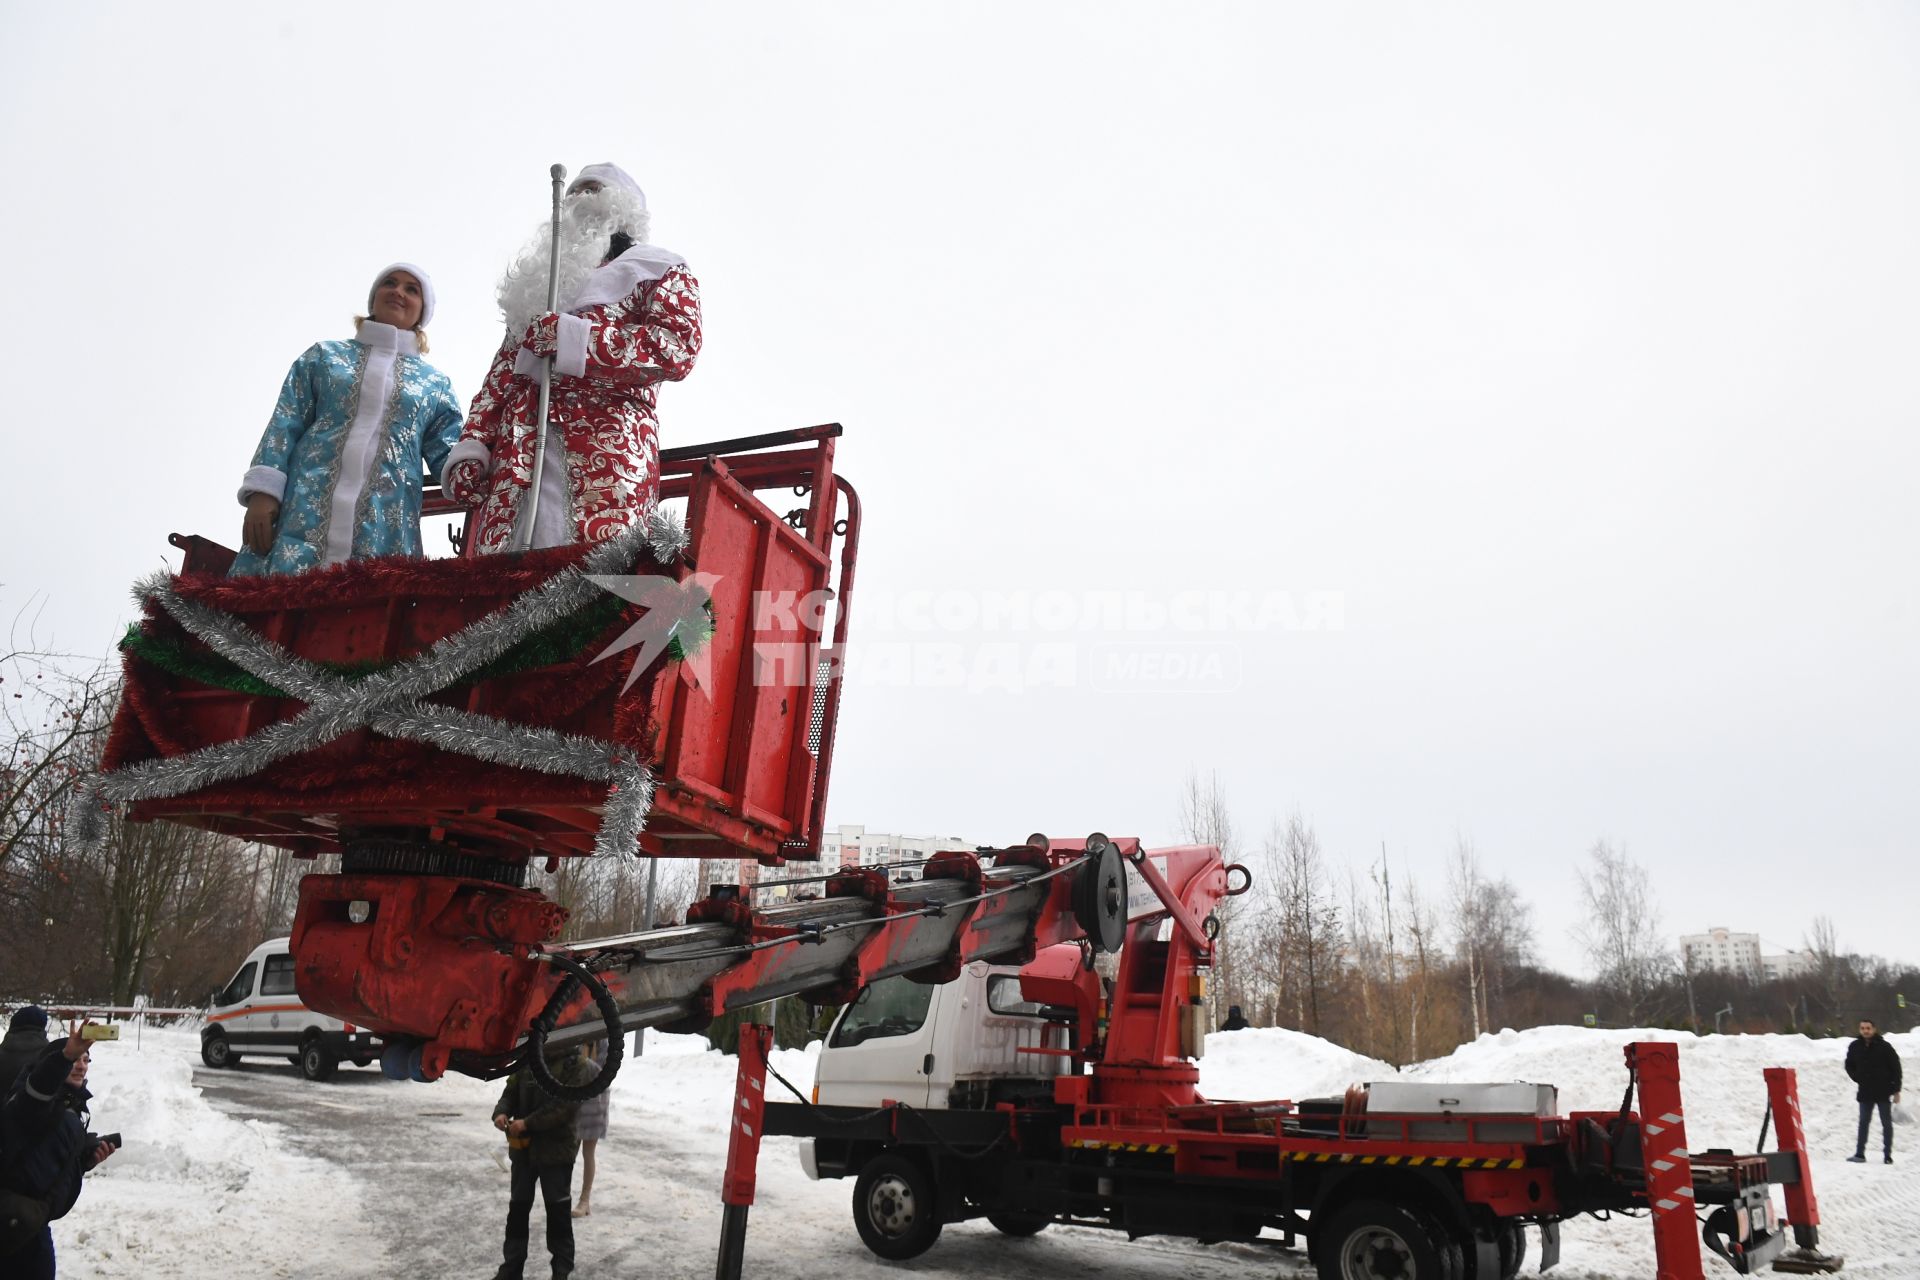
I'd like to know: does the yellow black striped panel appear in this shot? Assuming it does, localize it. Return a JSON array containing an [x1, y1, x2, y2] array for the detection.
[[1069, 1140, 1177, 1154]]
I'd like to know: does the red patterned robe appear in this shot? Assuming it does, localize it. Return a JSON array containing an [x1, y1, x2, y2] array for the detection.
[[451, 253, 702, 553]]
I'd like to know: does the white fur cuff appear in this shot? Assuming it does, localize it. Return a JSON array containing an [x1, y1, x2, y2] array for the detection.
[[238, 466, 288, 505], [512, 346, 543, 380], [555, 314, 592, 379], [442, 438, 492, 485]]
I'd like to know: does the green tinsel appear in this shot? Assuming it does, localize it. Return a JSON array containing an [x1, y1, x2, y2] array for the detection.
[[121, 593, 635, 698]]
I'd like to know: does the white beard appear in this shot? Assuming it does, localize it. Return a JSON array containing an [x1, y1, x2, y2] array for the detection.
[[496, 187, 651, 337]]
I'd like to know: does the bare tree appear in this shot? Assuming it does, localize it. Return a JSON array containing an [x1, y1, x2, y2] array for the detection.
[[1271, 812, 1340, 1032], [1574, 840, 1674, 1023], [0, 641, 113, 878], [1804, 915, 1852, 1026], [1447, 836, 1536, 1037]]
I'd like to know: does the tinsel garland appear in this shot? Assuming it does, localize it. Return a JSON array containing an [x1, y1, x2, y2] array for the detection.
[[117, 593, 630, 698], [75, 506, 690, 859]]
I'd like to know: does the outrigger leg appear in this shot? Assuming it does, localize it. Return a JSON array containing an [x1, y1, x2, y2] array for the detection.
[[1764, 1067, 1845, 1274], [715, 1022, 773, 1280]]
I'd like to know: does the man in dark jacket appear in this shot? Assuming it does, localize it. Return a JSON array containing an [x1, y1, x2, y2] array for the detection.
[[0, 1007, 53, 1095], [490, 1045, 593, 1280], [2, 1020, 117, 1277], [1219, 1005, 1250, 1032], [1846, 1018, 1902, 1164]]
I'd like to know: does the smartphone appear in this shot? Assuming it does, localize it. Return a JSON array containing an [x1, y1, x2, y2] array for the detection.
[[99, 1133, 122, 1150], [81, 1024, 120, 1042]]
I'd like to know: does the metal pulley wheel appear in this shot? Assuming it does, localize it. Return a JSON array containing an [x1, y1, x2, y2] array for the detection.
[[1072, 833, 1127, 952]]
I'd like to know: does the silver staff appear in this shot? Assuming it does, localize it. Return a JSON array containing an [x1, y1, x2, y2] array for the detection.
[[515, 163, 568, 551]]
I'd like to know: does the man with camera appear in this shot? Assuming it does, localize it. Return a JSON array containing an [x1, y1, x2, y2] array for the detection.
[[1, 1020, 118, 1277]]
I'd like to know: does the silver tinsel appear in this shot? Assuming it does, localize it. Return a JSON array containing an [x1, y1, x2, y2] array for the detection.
[[646, 502, 690, 563], [77, 526, 669, 860]]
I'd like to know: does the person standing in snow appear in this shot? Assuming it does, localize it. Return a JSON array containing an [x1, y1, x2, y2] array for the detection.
[[490, 1044, 593, 1280], [1846, 1017, 1902, 1164], [1219, 1005, 1250, 1032], [0, 1021, 117, 1277], [230, 264, 464, 575], [0, 1007, 52, 1095], [443, 163, 701, 552], [571, 1039, 610, 1219]]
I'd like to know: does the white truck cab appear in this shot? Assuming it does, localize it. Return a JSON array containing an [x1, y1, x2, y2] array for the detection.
[[200, 937, 379, 1081], [803, 959, 1074, 1179]]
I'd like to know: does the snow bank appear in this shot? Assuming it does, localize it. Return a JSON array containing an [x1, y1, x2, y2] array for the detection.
[[52, 1025, 376, 1277], [1200, 1025, 1395, 1101]]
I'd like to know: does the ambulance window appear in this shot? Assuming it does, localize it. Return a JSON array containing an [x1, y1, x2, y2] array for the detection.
[[260, 955, 298, 997], [830, 975, 935, 1048], [215, 962, 257, 1007], [985, 975, 1049, 1017]]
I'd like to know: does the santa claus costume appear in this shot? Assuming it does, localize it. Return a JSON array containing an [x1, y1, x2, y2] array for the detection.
[[231, 263, 464, 575], [446, 164, 702, 552]]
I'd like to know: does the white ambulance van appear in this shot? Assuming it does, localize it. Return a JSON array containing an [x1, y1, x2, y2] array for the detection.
[[199, 937, 380, 1081]]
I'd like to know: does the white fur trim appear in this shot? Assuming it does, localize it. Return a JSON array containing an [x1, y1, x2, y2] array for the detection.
[[555, 314, 591, 379], [355, 319, 420, 355], [513, 346, 547, 380], [238, 465, 288, 505], [442, 438, 491, 485], [325, 344, 400, 565], [561, 245, 685, 317], [569, 163, 646, 210], [530, 427, 572, 548]]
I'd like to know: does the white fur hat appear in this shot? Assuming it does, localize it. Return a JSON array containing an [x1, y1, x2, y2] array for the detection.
[[368, 262, 436, 328], [569, 162, 647, 212]]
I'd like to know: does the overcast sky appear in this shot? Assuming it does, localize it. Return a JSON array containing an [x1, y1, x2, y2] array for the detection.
[[3, 3, 1915, 976]]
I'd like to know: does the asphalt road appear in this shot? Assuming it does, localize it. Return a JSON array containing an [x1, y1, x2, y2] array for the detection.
[[189, 1056, 1318, 1280]]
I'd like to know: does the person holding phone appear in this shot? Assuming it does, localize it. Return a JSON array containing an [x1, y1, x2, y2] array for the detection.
[[0, 1020, 118, 1277]]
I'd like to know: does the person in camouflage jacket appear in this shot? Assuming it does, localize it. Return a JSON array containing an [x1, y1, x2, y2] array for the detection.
[[490, 1045, 594, 1280]]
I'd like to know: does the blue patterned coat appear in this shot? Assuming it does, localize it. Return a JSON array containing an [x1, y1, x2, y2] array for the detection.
[[230, 321, 463, 575]]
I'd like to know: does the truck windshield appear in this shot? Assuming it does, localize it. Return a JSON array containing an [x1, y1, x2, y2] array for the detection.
[[830, 975, 935, 1048], [214, 961, 256, 1008]]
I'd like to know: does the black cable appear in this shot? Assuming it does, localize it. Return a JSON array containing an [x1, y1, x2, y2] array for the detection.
[[524, 951, 625, 1100]]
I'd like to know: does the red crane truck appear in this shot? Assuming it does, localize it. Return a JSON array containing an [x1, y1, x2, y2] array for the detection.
[[93, 425, 1841, 1278], [753, 837, 1842, 1280]]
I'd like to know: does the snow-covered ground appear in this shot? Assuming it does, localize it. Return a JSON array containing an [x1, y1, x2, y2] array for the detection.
[[47, 1023, 1916, 1278]]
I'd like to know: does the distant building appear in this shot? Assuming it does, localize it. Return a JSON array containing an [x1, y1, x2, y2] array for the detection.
[[826, 824, 974, 880], [1680, 928, 1764, 982], [1762, 949, 1817, 982]]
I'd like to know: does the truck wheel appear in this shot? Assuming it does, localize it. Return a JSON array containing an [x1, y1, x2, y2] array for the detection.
[[1319, 1200, 1453, 1280], [987, 1212, 1050, 1237], [299, 1037, 339, 1082], [201, 1032, 236, 1069], [853, 1153, 942, 1260], [1496, 1224, 1526, 1280]]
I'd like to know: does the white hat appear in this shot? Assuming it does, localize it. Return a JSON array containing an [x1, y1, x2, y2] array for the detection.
[[568, 162, 647, 212], [368, 261, 436, 328]]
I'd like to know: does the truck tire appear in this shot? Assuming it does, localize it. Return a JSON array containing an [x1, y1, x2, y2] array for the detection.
[[1318, 1199, 1455, 1280], [299, 1036, 339, 1082], [1496, 1223, 1526, 1280], [201, 1032, 236, 1069], [986, 1212, 1050, 1237], [852, 1153, 942, 1260]]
